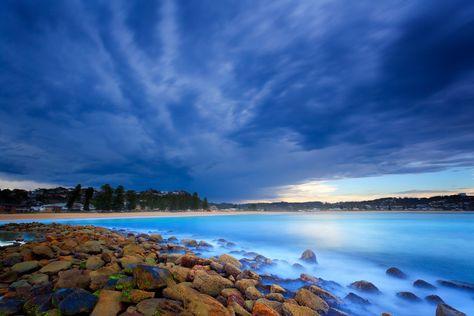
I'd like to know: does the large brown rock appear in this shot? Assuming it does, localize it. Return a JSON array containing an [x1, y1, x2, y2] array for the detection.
[[300, 249, 317, 264], [349, 280, 380, 294], [133, 264, 175, 290], [12, 260, 40, 274], [235, 278, 259, 292], [282, 302, 318, 316], [163, 283, 231, 315], [252, 300, 279, 316], [56, 269, 91, 289], [136, 298, 184, 316], [32, 245, 55, 259], [40, 260, 72, 274], [192, 270, 233, 296], [91, 290, 123, 316], [295, 288, 329, 314], [86, 256, 105, 270], [218, 254, 242, 268]]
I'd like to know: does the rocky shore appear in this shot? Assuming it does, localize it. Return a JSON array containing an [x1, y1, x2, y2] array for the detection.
[[0, 223, 467, 316]]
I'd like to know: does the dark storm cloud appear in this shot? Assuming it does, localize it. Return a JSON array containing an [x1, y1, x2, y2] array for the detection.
[[0, 0, 473, 201]]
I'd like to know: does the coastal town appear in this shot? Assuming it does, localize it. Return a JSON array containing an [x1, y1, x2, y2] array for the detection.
[[0, 186, 472, 213]]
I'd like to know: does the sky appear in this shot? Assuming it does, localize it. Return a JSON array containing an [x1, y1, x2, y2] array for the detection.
[[0, 0, 473, 202]]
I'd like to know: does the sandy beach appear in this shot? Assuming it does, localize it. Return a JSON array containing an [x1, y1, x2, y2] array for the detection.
[[0, 210, 294, 221]]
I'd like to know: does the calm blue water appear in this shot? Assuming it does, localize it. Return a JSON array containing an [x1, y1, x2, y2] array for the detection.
[[2, 212, 473, 315]]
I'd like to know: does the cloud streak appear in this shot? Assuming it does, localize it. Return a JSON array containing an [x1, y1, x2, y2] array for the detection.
[[0, 0, 473, 201]]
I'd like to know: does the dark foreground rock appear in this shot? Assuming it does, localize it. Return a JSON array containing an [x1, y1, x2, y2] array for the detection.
[[436, 303, 466, 316]]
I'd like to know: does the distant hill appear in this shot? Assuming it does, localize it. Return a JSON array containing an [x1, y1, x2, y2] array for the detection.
[[213, 194, 474, 211]]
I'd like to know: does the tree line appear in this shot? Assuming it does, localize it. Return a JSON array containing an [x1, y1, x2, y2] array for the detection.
[[66, 184, 209, 211]]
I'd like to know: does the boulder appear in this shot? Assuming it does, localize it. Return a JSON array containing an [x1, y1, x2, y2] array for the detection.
[[436, 303, 466, 316], [344, 292, 370, 305], [136, 298, 184, 316], [163, 283, 231, 315], [177, 254, 210, 268], [308, 284, 341, 305], [413, 279, 436, 289], [218, 254, 242, 268], [252, 300, 279, 316], [192, 270, 233, 296], [149, 234, 163, 242], [3, 253, 22, 266], [295, 288, 329, 314], [181, 239, 198, 247], [386, 267, 407, 279], [123, 244, 145, 257], [245, 286, 263, 300], [56, 288, 98, 315], [91, 290, 123, 316], [300, 249, 317, 264], [0, 298, 24, 316], [396, 291, 421, 302], [40, 260, 72, 274], [86, 256, 105, 270], [235, 278, 259, 292], [12, 260, 40, 274], [265, 293, 284, 302], [224, 263, 242, 277], [437, 280, 474, 292], [425, 294, 444, 305], [23, 294, 53, 315], [28, 273, 49, 285], [282, 302, 318, 316], [120, 255, 143, 270], [56, 269, 90, 289], [270, 284, 286, 294], [349, 280, 380, 294], [78, 240, 102, 254], [133, 264, 175, 290], [125, 289, 155, 304], [32, 245, 55, 258]]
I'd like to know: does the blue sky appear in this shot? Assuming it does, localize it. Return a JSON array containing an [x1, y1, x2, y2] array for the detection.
[[0, 0, 473, 202]]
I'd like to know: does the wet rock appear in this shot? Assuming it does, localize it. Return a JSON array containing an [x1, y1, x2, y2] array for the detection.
[[23, 293, 53, 315], [295, 288, 329, 314], [136, 298, 183, 316], [300, 274, 319, 284], [90, 263, 122, 290], [396, 291, 421, 302], [115, 276, 135, 291], [167, 264, 190, 283], [163, 283, 231, 315], [3, 253, 23, 266], [57, 288, 98, 315], [198, 240, 213, 248], [0, 298, 24, 316], [133, 264, 175, 290], [328, 307, 349, 316], [91, 290, 123, 316], [123, 244, 145, 257], [252, 300, 279, 316], [282, 302, 318, 316], [56, 268, 90, 289], [149, 234, 163, 242], [386, 267, 407, 279], [292, 263, 304, 270], [344, 292, 370, 305], [0, 271, 18, 283], [349, 280, 380, 294], [224, 262, 242, 277], [28, 273, 49, 285], [270, 284, 286, 294], [425, 294, 444, 305], [181, 239, 198, 247], [308, 284, 341, 306], [177, 254, 210, 268], [236, 270, 261, 281], [265, 293, 284, 302], [125, 289, 155, 304], [78, 240, 102, 254], [235, 278, 259, 292], [437, 280, 474, 292], [218, 254, 242, 268], [413, 279, 436, 289], [32, 245, 55, 258], [40, 260, 72, 274], [12, 260, 40, 274], [192, 270, 233, 296], [300, 249, 317, 264], [86, 256, 105, 270], [229, 299, 252, 316], [119, 255, 143, 270], [245, 286, 263, 300], [436, 303, 466, 316]]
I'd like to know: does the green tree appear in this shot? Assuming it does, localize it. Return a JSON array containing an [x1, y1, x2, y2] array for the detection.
[[94, 184, 113, 211], [126, 190, 138, 210], [202, 197, 209, 210], [66, 184, 82, 210], [83, 187, 94, 211], [191, 192, 200, 210], [113, 185, 125, 211]]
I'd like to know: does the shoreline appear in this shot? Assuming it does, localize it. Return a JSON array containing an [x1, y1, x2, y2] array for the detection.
[[0, 209, 472, 221]]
